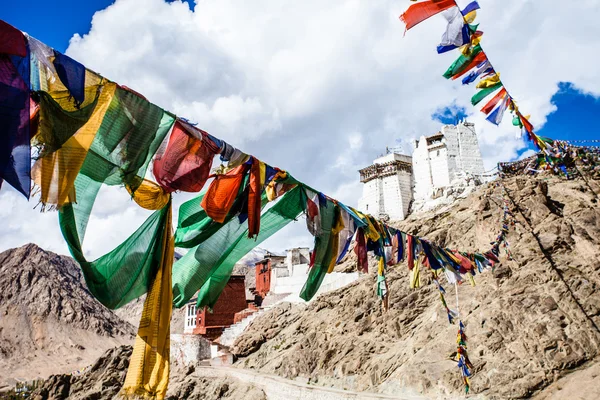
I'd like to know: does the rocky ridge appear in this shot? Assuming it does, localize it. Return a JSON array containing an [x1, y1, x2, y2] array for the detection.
[[31, 345, 266, 400], [232, 175, 600, 399]]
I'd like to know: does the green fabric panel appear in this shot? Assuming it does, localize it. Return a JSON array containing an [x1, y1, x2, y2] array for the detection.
[[300, 201, 337, 301], [442, 44, 482, 79], [174, 174, 251, 249], [59, 202, 170, 309], [196, 184, 307, 309], [471, 82, 503, 106], [57, 85, 175, 309], [171, 189, 269, 308], [35, 90, 99, 157]]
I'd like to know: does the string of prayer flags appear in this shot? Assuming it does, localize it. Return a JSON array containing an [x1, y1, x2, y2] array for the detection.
[[455, 321, 474, 394], [0, 17, 534, 398], [433, 271, 457, 324], [400, 1, 552, 151]]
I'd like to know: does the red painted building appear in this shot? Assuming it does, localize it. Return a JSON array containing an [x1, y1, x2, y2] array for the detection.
[[192, 275, 248, 340], [255, 259, 272, 298]]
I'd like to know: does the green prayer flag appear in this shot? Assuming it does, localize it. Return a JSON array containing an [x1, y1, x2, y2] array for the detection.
[[471, 82, 503, 106], [299, 201, 338, 301], [443, 44, 482, 79], [58, 86, 175, 309]]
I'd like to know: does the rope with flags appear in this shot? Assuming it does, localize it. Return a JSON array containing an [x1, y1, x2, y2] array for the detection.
[[400, 0, 549, 151]]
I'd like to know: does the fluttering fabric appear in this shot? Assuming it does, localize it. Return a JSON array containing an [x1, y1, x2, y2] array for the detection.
[[58, 85, 174, 308], [172, 174, 303, 309], [400, 0, 456, 31], [121, 201, 173, 400], [52, 50, 86, 105], [60, 200, 173, 310], [461, 61, 491, 85], [0, 54, 31, 198], [195, 184, 305, 309], [201, 165, 246, 224], [32, 83, 117, 207], [300, 198, 337, 301], [354, 227, 368, 273], [153, 121, 220, 193], [471, 82, 502, 105], [486, 96, 510, 125], [443, 44, 482, 79], [461, 1, 480, 17], [449, 52, 487, 80], [438, 7, 470, 53], [0, 20, 27, 57], [480, 88, 507, 115], [476, 72, 500, 89]]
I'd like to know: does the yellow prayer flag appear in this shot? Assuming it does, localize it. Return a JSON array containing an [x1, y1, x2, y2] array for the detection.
[[476, 73, 501, 89], [121, 202, 174, 400]]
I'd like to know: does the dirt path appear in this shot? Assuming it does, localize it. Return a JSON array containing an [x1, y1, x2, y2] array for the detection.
[[196, 366, 453, 400]]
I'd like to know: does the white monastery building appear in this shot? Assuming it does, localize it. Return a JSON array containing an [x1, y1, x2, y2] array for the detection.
[[358, 121, 486, 220], [357, 153, 413, 221]]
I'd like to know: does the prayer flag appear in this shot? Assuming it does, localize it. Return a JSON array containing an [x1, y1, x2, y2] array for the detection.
[[52, 50, 86, 105], [471, 82, 502, 105], [400, 0, 456, 31], [486, 96, 510, 125], [480, 88, 508, 115]]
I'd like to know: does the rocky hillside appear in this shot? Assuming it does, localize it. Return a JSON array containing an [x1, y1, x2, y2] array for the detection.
[[31, 345, 266, 400], [0, 244, 135, 388], [232, 175, 600, 399]]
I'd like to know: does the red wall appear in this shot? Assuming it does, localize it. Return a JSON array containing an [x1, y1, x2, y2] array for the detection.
[[255, 259, 271, 298], [193, 275, 247, 337]]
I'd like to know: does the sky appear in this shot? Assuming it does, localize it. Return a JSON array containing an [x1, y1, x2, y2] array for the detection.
[[1, 0, 599, 258]]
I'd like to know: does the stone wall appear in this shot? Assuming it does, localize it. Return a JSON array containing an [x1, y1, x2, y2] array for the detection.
[[170, 334, 212, 366]]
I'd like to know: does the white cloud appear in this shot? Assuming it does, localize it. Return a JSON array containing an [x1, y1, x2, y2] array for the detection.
[[2, 0, 600, 255]]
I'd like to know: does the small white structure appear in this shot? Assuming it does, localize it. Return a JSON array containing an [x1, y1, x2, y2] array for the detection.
[[357, 153, 413, 222], [269, 247, 359, 304], [413, 121, 485, 202]]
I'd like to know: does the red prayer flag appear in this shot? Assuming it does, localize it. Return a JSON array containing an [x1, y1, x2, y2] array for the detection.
[[520, 113, 534, 133], [153, 121, 220, 193], [400, 0, 456, 31], [0, 20, 27, 57], [480, 88, 508, 115]]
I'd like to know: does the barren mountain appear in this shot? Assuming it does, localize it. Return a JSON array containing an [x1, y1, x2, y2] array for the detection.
[[232, 175, 600, 399], [0, 244, 135, 388]]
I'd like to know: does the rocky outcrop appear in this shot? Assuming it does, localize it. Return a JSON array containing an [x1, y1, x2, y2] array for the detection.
[[232, 175, 600, 399], [31, 345, 266, 400], [0, 244, 134, 386]]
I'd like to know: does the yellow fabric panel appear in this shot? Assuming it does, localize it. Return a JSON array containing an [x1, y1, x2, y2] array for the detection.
[[377, 257, 385, 276], [464, 10, 477, 23], [127, 179, 171, 211], [476, 73, 501, 89], [122, 202, 173, 400], [351, 208, 380, 242], [32, 83, 117, 208], [410, 256, 421, 289], [327, 208, 345, 273]]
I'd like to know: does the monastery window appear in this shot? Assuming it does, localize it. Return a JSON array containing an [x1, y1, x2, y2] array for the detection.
[[185, 304, 197, 329], [437, 150, 440, 157]]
